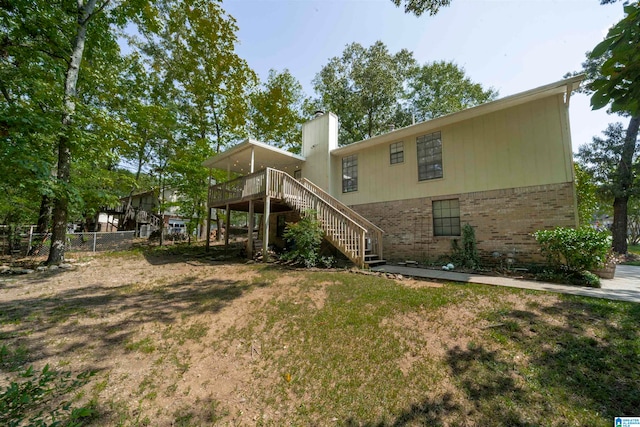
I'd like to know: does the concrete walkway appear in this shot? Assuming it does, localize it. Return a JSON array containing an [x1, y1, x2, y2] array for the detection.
[[371, 264, 640, 303]]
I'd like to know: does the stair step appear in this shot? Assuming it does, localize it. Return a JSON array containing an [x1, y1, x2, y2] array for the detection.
[[365, 259, 386, 267]]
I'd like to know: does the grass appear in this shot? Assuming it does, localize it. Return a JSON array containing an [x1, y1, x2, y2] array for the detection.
[[624, 244, 640, 265], [1, 246, 638, 426], [225, 270, 640, 425]]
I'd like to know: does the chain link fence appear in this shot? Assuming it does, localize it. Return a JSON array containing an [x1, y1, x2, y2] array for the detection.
[[1, 230, 136, 257]]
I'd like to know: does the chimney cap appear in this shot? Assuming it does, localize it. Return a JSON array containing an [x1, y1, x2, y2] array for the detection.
[[314, 110, 325, 118]]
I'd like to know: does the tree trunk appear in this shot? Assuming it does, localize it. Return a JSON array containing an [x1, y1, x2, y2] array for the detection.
[[612, 196, 629, 254], [611, 114, 640, 255], [47, 0, 98, 265], [36, 195, 51, 234]]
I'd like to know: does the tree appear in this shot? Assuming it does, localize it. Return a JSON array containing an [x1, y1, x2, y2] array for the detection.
[[587, 1, 640, 254], [391, 0, 451, 16], [1, 1, 157, 258], [628, 198, 640, 245], [0, 0, 160, 264], [138, 0, 255, 241], [248, 69, 307, 153], [142, 0, 255, 154], [310, 42, 496, 146], [573, 162, 600, 226], [575, 123, 639, 242], [311, 41, 416, 145], [408, 61, 498, 122]]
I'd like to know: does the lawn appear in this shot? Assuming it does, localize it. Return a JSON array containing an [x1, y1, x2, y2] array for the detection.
[[623, 244, 640, 266], [1, 246, 639, 426]]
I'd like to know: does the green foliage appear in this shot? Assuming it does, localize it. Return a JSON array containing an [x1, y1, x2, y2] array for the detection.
[[589, 2, 640, 115], [282, 211, 324, 268], [629, 198, 640, 245], [310, 41, 416, 144], [451, 223, 480, 269], [575, 122, 639, 200], [0, 363, 96, 427], [249, 69, 307, 154], [408, 61, 498, 122], [535, 268, 601, 288], [310, 42, 496, 145], [533, 227, 611, 271], [390, 0, 452, 16], [573, 162, 601, 226]]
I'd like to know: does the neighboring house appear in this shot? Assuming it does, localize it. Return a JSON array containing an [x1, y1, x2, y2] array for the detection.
[[101, 188, 187, 237], [203, 76, 582, 267]]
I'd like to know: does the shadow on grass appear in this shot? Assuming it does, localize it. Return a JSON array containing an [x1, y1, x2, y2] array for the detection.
[[343, 393, 459, 427], [340, 295, 640, 427], [140, 241, 246, 266], [0, 274, 259, 368], [450, 296, 640, 424]]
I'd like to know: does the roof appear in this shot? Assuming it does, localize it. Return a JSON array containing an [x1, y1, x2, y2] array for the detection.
[[332, 75, 584, 156], [202, 139, 305, 174]]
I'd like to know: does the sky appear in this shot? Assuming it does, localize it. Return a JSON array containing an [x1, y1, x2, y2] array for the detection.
[[222, 0, 627, 152]]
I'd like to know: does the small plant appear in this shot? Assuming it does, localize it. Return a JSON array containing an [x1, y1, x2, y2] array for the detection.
[[0, 364, 96, 426], [533, 227, 611, 271], [282, 210, 324, 268], [450, 223, 479, 269], [319, 256, 335, 269]]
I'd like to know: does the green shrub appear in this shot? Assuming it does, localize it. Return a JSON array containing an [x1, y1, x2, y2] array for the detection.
[[451, 223, 480, 269], [533, 227, 611, 271], [282, 211, 324, 268], [535, 267, 601, 288]]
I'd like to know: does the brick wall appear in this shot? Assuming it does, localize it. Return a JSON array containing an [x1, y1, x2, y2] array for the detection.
[[350, 182, 577, 264]]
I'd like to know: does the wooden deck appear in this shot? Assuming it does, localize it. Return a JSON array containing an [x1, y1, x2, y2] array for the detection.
[[207, 168, 384, 268]]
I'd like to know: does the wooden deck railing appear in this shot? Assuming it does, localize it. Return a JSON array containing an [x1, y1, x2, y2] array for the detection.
[[208, 169, 267, 206], [208, 168, 383, 268]]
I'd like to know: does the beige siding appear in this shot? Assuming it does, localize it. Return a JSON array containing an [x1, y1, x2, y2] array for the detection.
[[333, 95, 573, 205], [301, 113, 339, 195]]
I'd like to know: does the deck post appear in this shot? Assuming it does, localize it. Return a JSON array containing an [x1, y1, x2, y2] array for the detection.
[[205, 171, 212, 252], [263, 196, 270, 263], [224, 204, 230, 251], [360, 231, 366, 269], [205, 207, 212, 252], [247, 200, 254, 259]]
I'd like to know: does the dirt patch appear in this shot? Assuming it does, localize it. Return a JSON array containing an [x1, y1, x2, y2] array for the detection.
[[385, 291, 560, 375]]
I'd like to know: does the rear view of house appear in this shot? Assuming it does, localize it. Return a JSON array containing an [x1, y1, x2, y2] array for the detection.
[[204, 76, 582, 266]]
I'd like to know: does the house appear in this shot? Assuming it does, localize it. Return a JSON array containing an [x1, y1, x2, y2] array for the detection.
[[101, 188, 189, 238], [202, 76, 582, 267]]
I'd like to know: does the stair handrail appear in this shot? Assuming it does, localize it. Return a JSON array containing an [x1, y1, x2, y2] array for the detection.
[[300, 178, 384, 260], [268, 170, 366, 233], [300, 178, 383, 234]]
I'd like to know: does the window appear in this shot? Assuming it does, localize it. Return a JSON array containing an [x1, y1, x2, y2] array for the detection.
[[342, 155, 358, 193], [433, 199, 460, 236], [417, 131, 443, 181], [390, 142, 404, 164]]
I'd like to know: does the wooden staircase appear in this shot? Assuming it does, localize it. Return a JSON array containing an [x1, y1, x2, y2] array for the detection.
[[268, 169, 385, 268], [208, 168, 385, 268]]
